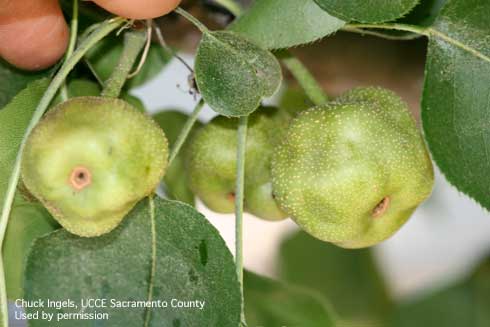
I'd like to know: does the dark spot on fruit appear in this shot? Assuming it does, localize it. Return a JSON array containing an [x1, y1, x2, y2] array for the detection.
[[199, 239, 208, 266], [227, 192, 235, 202], [372, 196, 390, 218]]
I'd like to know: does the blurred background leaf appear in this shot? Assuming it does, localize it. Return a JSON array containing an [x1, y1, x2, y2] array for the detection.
[[391, 257, 490, 327], [279, 231, 393, 326], [244, 270, 337, 327]]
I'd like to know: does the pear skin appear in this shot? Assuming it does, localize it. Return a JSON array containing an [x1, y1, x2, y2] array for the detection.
[[272, 87, 434, 248], [22, 96, 168, 237]]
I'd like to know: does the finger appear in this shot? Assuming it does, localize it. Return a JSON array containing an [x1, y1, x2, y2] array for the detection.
[[92, 0, 181, 19], [0, 0, 69, 71]]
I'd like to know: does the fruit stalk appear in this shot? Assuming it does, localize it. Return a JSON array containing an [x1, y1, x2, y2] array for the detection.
[[174, 7, 209, 33], [235, 115, 248, 326], [101, 30, 147, 98], [279, 51, 328, 106], [213, 0, 243, 17], [168, 99, 205, 165], [60, 0, 79, 101], [0, 17, 125, 327]]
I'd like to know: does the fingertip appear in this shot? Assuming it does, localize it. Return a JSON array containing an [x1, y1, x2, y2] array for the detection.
[[0, 0, 69, 71]]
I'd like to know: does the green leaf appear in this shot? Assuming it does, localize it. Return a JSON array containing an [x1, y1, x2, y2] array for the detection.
[[230, 0, 345, 50], [392, 282, 474, 327], [24, 198, 241, 326], [278, 87, 313, 117], [85, 35, 171, 89], [392, 258, 490, 327], [314, 0, 420, 23], [65, 79, 101, 97], [279, 232, 393, 325], [195, 31, 282, 117], [0, 79, 49, 201], [0, 59, 49, 109], [51, 78, 146, 112], [52, 79, 101, 106], [473, 258, 490, 324], [421, 0, 490, 210], [122, 93, 146, 112], [369, 0, 448, 40], [244, 271, 337, 327], [153, 110, 202, 205], [400, 0, 447, 26], [3, 202, 58, 300]]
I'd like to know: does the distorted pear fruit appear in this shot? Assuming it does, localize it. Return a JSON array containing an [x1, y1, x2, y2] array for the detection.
[[271, 87, 434, 248], [187, 106, 289, 221], [153, 110, 202, 205], [22, 96, 168, 237]]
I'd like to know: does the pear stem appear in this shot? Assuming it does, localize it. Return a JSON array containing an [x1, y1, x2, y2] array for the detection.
[[60, 0, 79, 101], [213, 0, 244, 17], [168, 99, 205, 166], [235, 115, 248, 326], [174, 7, 209, 34], [0, 17, 126, 327], [278, 51, 329, 106], [101, 29, 147, 98]]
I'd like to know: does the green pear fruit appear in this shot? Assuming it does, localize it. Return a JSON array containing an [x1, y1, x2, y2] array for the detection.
[[153, 110, 202, 205], [245, 182, 285, 221], [21, 96, 168, 237], [271, 87, 434, 248], [187, 106, 289, 220]]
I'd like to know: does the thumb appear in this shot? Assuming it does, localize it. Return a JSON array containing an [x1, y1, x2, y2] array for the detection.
[[0, 0, 69, 71]]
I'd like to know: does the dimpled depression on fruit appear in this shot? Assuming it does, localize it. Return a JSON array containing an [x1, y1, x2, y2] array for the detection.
[[271, 87, 434, 248], [187, 106, 290, 221], [21, 97, 168, 237]]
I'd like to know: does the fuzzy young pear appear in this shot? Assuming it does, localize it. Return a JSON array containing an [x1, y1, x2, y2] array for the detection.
[[187, 106, 289, 221], [271, 87, 434, 248], [21, 96, 168, 237]]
